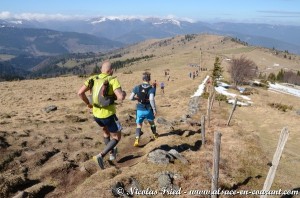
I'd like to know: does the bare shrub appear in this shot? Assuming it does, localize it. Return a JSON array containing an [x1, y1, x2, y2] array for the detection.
[[283, 71, 300, 85], [268, 102, 293, 112], [123, 70, 133, 74], [229, 56, 257, 85]]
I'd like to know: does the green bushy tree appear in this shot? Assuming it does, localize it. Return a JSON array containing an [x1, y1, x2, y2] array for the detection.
[[212, 57, 222, 86], [276, 69, 285, 82]]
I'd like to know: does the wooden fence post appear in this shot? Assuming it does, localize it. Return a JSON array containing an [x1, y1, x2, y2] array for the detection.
[[261, 127, 289, 198], [226, 97, 238, 126], [211, 131, 222, 198], [210, 89, 216, 111], [201, 115, 206, 145], [206, 89, 212, 127]]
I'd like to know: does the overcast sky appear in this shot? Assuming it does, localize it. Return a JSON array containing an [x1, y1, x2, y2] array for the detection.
[[1, 0, 300, 25]]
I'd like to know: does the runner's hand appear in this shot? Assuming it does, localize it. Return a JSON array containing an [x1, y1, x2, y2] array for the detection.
[[87, 104, 93, 109]]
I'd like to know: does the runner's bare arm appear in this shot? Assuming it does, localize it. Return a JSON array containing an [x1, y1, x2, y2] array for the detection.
[[149, 93, 157, 115], [129, 92, 138, 100], [78, 85, 93, 108], [114, 88, 126, 101]]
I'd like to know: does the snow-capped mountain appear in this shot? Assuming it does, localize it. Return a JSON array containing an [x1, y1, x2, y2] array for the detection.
[[1, 16, 300, 54], [88, 16, 183, 27]]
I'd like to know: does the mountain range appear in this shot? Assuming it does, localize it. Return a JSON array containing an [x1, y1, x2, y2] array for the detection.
[[1, 16, 300, 80], [1, 17, 300, 54], [0, 26, 123, 56]]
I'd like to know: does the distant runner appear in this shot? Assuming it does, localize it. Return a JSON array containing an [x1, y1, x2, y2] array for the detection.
[[160, 82, 165, 94], [152, 80, 157, 95], [129, 72, 158, 147]]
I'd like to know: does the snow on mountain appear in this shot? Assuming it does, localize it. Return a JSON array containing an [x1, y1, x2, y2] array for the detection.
[[89, 16, 183, 27], [90, 16, 142, 24], [152, 19, 181, 27], [9, 20, 23, 24], [1, 16, 300, 54], [90, 17, 107, 24]]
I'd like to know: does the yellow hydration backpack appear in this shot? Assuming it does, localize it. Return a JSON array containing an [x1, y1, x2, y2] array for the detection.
[[89, 76, 116, 108]]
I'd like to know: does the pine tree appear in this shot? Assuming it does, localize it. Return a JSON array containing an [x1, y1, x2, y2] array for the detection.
[[258, 72, 265, 79], [212, 57, 222, 85], [268, 73, 276, 83], [276, 69, 285, 82]]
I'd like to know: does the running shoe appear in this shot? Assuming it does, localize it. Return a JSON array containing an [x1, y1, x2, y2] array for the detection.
[[153, 133, 159, 140], [93, 155, 104, 169], [109, 147, 118, 161], [134, 137, 139, 147]]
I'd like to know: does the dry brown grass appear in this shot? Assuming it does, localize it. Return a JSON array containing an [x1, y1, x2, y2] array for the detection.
[[1, 34, 300, 198]]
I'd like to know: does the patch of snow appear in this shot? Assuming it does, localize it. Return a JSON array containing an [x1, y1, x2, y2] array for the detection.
[[215, 86, 236, 98], [240, 95, 251, 101], [218, 82, 230, 88], [215, 83, 252, 106], [237, 87, 245, 93], [253, 80, 261, 85], [192, 77, 253, 106], [268, 83, 300, 98], [228, 99, 250, 106], [190, 75, 209, 97]]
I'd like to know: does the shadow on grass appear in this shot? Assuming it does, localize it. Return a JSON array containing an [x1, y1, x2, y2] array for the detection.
[[220, 175, 262, 191], [11, 179, 40, 194], [154, 140, 202, 153], [159, 129, 200, 137], [221, 177, 300, 198], [35, 185, 56, 198], [116, 154, 142, 164]]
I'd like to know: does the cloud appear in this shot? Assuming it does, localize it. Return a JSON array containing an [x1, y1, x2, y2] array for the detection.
[[258, 10, 300, 15], [0, 11, 87, 21], [263, 15, 300, 18], [257, 11, 300, 21], [0, 11, 195, 23], [0, 11, 12, 19]]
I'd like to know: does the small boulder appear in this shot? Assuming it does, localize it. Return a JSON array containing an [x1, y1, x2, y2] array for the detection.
[[148, 149, 174, 164], [168, 149, 188, 164], [43, 105, 57, 113]]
